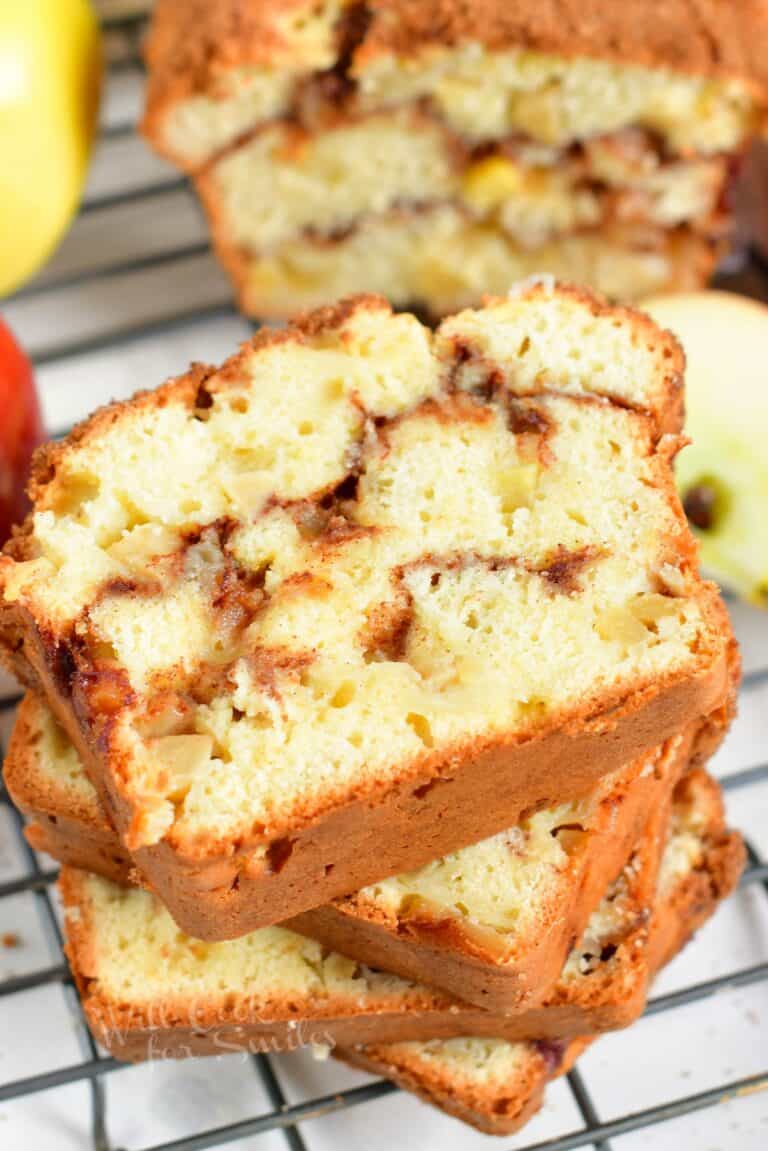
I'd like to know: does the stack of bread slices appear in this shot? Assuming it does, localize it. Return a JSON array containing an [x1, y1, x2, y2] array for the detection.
[[0, 281, 744, 1135]]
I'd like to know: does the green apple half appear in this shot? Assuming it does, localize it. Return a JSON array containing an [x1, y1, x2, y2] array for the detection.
[[642, 291, 768, 607]]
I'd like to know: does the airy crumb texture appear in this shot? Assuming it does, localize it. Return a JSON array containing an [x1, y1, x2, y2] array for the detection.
[[199, 115, 727, 255], [58, 767, 743, 1069], [142, 0, 768, 169], [214, 207, 718, 318], [0, 286, 734, 935], [353, 43, 762, 154]]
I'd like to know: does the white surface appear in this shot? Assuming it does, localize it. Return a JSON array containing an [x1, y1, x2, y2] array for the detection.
[[0, 44, 767, 1151]]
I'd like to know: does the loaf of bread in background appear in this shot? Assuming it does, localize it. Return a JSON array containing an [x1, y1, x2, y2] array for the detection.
[[142, 0, 768, 314]]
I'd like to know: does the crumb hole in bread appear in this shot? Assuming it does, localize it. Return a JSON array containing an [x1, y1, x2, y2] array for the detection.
[[298, 420, 314, 436], [600, 942, 618, 962], [517, 336, 530, 356], [266, 836, 295, 874], [406, 712, 434, 747], [229, 396, 249, 414]]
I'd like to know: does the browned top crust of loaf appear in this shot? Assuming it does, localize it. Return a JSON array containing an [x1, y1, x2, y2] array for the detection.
[[143, 0, 350, 149], [357, 0, 768, 90], [144, 0, 337, 85], [0, 283, 685, 562], [10, 285, 684, 518], [144, 0, 768, 107]]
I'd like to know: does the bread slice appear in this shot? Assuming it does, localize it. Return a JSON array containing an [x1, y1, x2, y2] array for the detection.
[[339, 1036, 588, 1136], [58, 768, 743, 1064], [0, 286, 735, 937], [143, 1, 768, 172], [9, 694, 725, 1011], [336, 767, 745, 1136]]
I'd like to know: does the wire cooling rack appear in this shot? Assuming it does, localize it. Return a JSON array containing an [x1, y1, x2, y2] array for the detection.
[[1, 6, 767, 1149]]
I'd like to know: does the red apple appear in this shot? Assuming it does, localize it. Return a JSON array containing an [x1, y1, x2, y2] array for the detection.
[[0, 319, 44, 545]]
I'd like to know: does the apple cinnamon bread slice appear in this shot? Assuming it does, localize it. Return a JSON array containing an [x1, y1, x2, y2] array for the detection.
[[1, 285, 734, 936]]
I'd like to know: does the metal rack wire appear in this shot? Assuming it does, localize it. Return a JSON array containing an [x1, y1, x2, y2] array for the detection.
[[1, 7, 767, 1148]]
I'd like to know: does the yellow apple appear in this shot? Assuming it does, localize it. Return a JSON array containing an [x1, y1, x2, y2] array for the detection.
[[0, 0, 101, 297], [643, 291, 768, 607]]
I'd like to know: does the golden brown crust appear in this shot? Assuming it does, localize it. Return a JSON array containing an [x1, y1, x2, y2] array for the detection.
[[344, 1036, 591, 1135], [25, 615, 732, 939], [10, 699, 695, 1011], [0, 545, 735, 939], [287, 725, 694, 1012], [646, 768, 746, 974], [336, 1037, 588, 1137], [3, 694, 108, 829], [24, 817, 133, 886], [57, 861, 628, 1059], [142, 0, 768, 174], [333, 772, 744, 1135], [0, 286, 684, 521], [141, 0, 343, 167], [144, 0, 324, 84], [3, 694, 137, 884], [57, 765, 741, 1064], [355, 0, 768, 93]]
